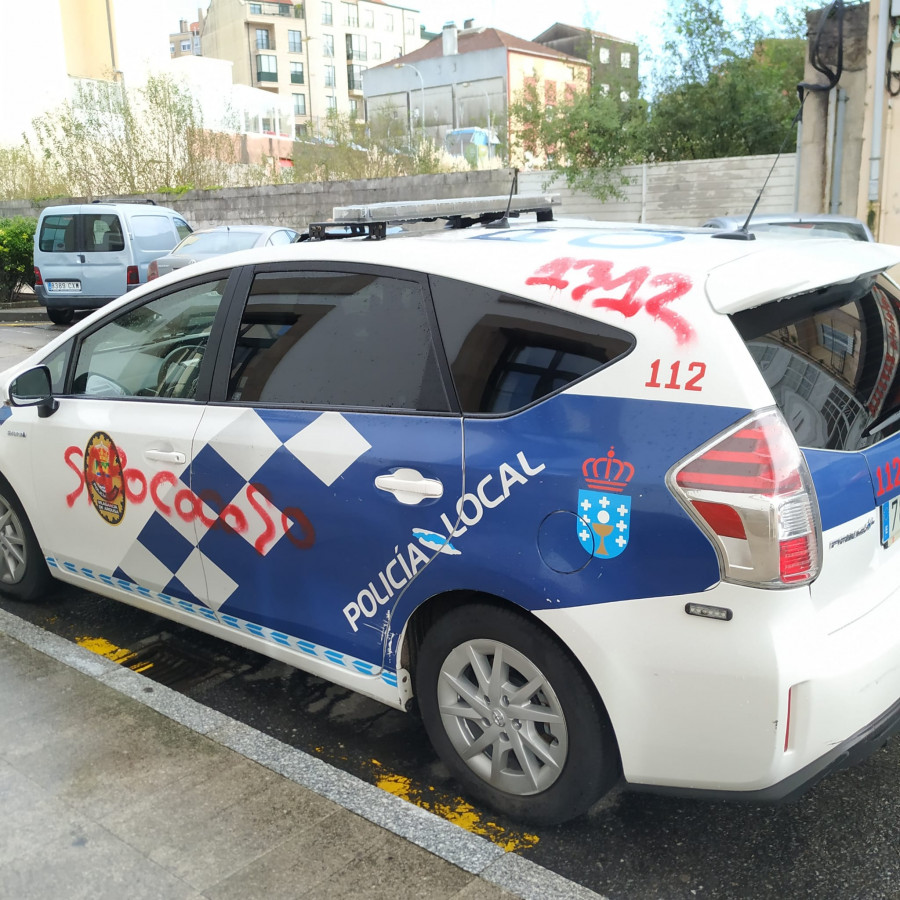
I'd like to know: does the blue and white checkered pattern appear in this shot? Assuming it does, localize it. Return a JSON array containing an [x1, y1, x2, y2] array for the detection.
[[113, 409, 370, 611], [47, 554, 397, 686]]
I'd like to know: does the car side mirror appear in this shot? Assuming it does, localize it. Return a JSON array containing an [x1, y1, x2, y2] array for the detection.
[[9, 365, 58, 418]]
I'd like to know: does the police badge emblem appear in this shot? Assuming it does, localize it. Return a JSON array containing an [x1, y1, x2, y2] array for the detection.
[[577, 447, 633, 559], [84, 431, 126, 525]]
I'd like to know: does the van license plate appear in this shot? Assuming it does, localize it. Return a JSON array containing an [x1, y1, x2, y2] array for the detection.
[[882, 497, 900, 547], [47, 281, 81, 292]]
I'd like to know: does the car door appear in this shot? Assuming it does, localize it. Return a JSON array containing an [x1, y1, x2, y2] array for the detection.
[[26, 273, 234, 613], [189, 263, 463, 667]]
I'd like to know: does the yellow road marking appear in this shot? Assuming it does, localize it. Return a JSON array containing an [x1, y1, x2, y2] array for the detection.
[[369, 761, 539, 852], [75, 635, 153, 673]]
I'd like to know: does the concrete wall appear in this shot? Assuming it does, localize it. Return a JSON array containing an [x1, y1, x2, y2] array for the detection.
[[0, 155, 796, 231], [0, 170, 516, 231], [519, 152, 797, 225]]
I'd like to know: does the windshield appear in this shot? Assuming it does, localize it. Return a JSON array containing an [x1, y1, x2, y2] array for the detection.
[[173, 230, 262, 255]]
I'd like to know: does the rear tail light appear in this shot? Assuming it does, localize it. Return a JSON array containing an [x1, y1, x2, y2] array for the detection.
[[147, 260, 159, 281], [126, 265, 139, 286], [34, 267, 43, 286], [668, 410, 821, 588]]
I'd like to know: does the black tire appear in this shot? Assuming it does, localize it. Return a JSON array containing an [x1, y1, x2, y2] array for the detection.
[[47, 308, 75, 326], [0, 479, 52, 601], [416, 603, 619, 825]]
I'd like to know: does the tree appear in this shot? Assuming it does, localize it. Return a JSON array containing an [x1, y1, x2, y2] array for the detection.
[[645, 0, 807, 160], [509, 74, 647, 200], [26, 73, 242, 198]]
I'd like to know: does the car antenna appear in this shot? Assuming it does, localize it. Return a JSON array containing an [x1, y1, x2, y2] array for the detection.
[[484, 168, 519, 229], [713, 0, 846, 241]]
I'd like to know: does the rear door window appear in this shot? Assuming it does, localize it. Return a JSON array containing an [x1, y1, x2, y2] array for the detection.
[[84, 214, 124, 252], [38, 215, 76, 252], [732, 275, 900, 450], [429, 274, 634, 414]]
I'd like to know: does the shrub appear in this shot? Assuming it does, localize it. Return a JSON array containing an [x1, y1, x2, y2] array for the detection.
[[0, 217, 36, 302]]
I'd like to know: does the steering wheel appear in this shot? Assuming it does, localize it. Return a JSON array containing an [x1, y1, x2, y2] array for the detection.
[[156, 344, 203, 398]]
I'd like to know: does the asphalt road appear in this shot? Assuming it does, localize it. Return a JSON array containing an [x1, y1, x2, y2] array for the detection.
[[2, 319, 900, 900]]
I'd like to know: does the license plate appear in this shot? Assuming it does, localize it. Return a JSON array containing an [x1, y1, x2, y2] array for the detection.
[[882, 496, 900, 547], [47, 281, 81, 292]]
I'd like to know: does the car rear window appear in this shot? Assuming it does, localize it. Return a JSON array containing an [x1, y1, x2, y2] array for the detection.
[[429, 275, 634, 414], [176, 231, 263, 255], [38, 215, 75, 252], [732, 274, 900, 451]]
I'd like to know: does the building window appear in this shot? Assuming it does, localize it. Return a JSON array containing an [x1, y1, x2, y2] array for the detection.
[[349, 98, 359, 119], [384, 13, 393, 30], [599, 83, 609, 95], [327, 95, 337, 110], [294, 2, 304, 18], [599, 47, 610, 64], [620, 89, 630, 101], [393, 45, 402, 58], [347, 64, 366, 90], [288, 29, 302, 52], [293, 92, 306, 115], [404, 16, 414, 35], [290, 61, 304, 83], [346, 33, 367, 61], [180, 39, 191, 51], [257, 54, 278, 81], [322, 34, 334, 57], [363, 8, 374, 28], [621, 51, 632, 68], [169, 43, 175, 54], [255, 28, 270, 49], [342, 2, 358, 26], [321, 1, 332, 25], [250, 2, 262, 12], [324, 65, 336, 86], [370, 41, 381, 60]]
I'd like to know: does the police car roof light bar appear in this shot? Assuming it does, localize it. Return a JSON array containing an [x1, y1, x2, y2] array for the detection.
[[306, 193, 559, 241]]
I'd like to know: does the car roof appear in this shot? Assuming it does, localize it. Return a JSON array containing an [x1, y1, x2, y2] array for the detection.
[[123, 217, 900, 319]]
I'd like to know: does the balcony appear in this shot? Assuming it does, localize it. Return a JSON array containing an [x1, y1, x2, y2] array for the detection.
[[290, 71, 304, 84], [256, 70, 278, 82], [248, 2, 293, 17]]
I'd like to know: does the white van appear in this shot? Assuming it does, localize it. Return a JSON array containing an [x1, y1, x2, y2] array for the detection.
[[33, 202, 191, 324]]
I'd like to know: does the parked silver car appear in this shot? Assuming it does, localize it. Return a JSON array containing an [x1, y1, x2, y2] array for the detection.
[[148, 225, 299, 280], [702, 212, 874, 242]]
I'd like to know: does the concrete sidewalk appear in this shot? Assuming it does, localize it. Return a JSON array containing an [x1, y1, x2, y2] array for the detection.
[[0, 608, 602, 900]]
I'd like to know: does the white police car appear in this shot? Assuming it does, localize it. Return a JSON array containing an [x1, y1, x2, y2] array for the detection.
[[4, 194, 900, 825]]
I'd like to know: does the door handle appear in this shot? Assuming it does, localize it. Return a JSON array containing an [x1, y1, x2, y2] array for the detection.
[[77, 254, 85, 263], [374, 468, 443, 505], [145, 449, 186, 465]]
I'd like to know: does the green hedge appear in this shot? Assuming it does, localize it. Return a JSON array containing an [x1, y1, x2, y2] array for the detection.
[[0, 217, 36, 302]]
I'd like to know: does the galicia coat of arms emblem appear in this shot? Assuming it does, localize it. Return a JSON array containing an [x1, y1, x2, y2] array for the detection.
[[577, 447, 633, 559]]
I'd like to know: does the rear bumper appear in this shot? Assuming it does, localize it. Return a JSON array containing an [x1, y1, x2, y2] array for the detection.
[[627, 691, 900, 803], [36, 290, 122, 311], [535, 579, 900, 797]]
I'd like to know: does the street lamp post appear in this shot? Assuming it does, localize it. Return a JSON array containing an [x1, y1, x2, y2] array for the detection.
[[394, 62, 425, 142]]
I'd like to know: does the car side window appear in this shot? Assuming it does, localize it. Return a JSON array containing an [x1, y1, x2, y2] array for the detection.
[[174, 218, 192, 240], [429, 274, 634, 414], [227, 269, 450, 412], [70, 279, 228, 400]]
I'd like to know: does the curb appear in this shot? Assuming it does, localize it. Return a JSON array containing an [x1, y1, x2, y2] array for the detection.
[[0, 606, 606, 900], [0, 306, 50, 324]]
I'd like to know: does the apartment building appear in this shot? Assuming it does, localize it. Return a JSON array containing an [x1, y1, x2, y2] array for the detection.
[[364, 22, 591, 165], [200, 0, 425, 137], [170, 17, 203, 58], [532, 23, 639, 101]]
